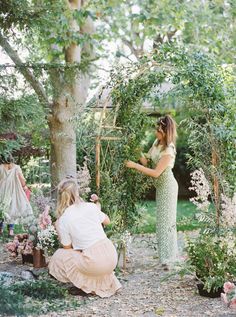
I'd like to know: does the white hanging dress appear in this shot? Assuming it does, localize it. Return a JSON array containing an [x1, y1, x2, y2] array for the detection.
[[0, 164, 33, 224]]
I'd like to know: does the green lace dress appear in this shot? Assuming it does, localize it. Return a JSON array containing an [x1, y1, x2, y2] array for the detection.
[[146, 140, 178, 265]]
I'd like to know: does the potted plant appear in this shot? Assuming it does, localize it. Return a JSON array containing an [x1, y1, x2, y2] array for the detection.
[[186, 231, 236, 297], [185, 169, 236, 297]]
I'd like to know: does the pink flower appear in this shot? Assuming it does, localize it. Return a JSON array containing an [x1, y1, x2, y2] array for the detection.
[[230, 298, 236, 309], [23, 242, 33, 255], [221, 293, 228, 304], [38, 205, 52, 230], [6, 242, 17, 252], [90, 194, 99, 202], [224, 282, 235, 294]]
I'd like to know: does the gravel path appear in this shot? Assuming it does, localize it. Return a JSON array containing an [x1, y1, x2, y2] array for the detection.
[[0, 233, 235, 317]]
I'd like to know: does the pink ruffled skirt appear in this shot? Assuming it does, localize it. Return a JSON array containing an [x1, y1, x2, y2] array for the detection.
[[48, 238, 121, 298]]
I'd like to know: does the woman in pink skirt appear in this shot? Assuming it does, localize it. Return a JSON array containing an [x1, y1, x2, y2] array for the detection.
[[49, 178, 121, 298]]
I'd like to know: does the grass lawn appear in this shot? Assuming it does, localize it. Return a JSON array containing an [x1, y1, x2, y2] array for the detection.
[[134, 199, 200, 234], [1, 200, 200, 239]]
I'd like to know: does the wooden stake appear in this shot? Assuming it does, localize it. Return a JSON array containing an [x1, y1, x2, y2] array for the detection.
[[212, 148, 220, 228], [101, 125, 123, 130], [100, 136, 121, 141], [95, 136, 101, 192], [123, 245, 126, 271]]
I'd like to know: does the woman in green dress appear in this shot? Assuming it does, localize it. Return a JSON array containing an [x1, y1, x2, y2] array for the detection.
[[126, 115, 178, 268]]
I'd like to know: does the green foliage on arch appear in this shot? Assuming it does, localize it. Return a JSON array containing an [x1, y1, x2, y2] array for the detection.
[[81, 44, 235, 231]]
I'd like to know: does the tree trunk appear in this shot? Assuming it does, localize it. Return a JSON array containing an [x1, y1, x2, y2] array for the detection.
[[49, 0, 94, 192], [48, 97, 77, 194]]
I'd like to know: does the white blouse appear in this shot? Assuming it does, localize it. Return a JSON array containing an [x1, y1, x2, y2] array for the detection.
[[58, 202, 107, 250], [145, 140, 176, 168]]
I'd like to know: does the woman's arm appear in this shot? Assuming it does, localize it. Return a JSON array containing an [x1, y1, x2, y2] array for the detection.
[[102, 214, 111, 226], [18, 170, 27, 189], [126, 155, 172, 178], [56, 219, 72, 249], [62, 244, 72, 249]]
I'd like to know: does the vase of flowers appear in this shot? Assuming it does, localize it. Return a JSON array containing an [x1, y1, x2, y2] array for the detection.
[[33, 248, 46, 268], [35, 206, 59, 259]]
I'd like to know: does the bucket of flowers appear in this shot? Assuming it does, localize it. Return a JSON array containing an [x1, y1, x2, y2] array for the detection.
[[6, 205, 59, 268], [28, 205, 59, 267], [6, 233, 34, 264]]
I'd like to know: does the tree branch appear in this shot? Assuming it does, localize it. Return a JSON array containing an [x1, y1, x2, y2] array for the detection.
[[122, 39, 140, 59], [0, 32, 49, 106]]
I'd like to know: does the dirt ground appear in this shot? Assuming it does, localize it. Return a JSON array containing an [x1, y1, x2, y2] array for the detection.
[[0, 233, 235, 317]]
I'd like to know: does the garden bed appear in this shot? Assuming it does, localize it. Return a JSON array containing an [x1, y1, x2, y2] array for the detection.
[[0, 232, 233, 317]]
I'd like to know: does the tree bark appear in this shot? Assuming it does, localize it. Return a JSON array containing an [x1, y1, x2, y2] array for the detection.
[[48, 96, 77, 193]]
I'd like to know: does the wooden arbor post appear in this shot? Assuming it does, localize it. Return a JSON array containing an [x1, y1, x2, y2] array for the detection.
[[94, 92, 128, 270], [95, 95, 122, 193]]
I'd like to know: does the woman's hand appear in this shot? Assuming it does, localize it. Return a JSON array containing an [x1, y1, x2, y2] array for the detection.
[[125, 160, 136, 169], [139, 156, 148, 166]]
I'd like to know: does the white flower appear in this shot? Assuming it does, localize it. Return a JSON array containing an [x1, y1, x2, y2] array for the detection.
[[37, 225, 58, 253], [120, 230, 132, 256], [189, 169, 211, 212]]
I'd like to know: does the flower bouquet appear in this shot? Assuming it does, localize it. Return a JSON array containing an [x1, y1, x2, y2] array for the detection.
[[221, 282, 236, 309], [30, 205, 59, 258]]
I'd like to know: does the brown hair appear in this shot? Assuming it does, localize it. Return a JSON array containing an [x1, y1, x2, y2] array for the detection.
[[157, 114, 177, 147], [56, 178, 80, 218]]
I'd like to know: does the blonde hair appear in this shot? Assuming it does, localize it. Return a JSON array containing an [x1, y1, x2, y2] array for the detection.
[[157, 114, 177, 147], [56, 178, 80, 218]]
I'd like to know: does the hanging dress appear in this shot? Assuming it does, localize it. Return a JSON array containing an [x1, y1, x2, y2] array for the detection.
[[0, 164, 33, 224]]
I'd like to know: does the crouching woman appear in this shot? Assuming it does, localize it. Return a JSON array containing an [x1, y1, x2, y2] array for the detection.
[[49, 178, 121, 298]]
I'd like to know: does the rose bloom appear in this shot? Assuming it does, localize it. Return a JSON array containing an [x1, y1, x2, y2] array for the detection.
[[230, 297, 236, 309], [224, 282, 235, 294], [90, 194, 99, 202], [38, 205, 52, 230], [6, 242, 16, 252], [221, 293, 228, 304]]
